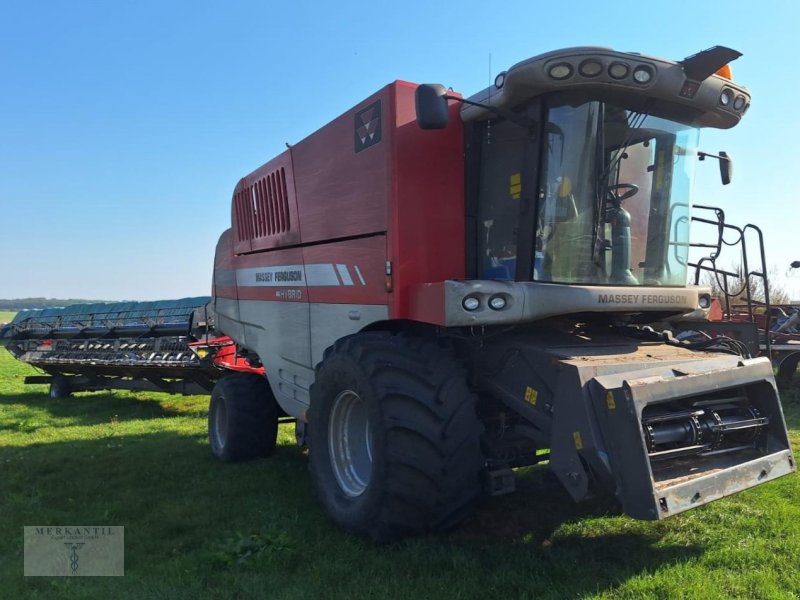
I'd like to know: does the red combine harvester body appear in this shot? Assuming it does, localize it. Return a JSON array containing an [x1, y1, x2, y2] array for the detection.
[[200, 46, 795, 541], [6, 46, 795, 542], [211, 82, 470, 415]]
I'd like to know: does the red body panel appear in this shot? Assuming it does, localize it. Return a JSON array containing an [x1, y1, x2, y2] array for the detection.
[[213, 229, 239, 301], [407, 282, 447, 326], [291, 89, 391, 244], [389, 83, 465, 319], [302, 235, 388, 305], [216, 80, 466, 339], [231, 151, 301, 254]]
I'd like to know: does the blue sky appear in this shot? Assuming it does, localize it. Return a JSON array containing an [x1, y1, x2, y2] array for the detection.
[[1, 0, 799, 300]]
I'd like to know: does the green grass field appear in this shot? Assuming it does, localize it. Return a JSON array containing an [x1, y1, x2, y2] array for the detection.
[[0, 310, 17, 323], [1, 345, 799, 600]]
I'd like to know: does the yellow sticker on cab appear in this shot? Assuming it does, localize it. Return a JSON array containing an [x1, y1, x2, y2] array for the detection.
[[509, 173, 522, 199], [524, 386, 538, 405]]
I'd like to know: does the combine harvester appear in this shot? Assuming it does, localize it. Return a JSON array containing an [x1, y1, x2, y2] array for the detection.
[[6, 45, 795, 541]]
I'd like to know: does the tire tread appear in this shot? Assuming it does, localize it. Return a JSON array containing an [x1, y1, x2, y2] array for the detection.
[[309, 331, 483, 541], [209, 373, 279, 462]]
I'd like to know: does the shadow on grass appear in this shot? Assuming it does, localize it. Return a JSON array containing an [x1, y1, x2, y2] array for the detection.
[[454, 464, 620, 543], [0, 429, 314, 599], [0, 390, 199, 430], [436, 465, 705, 598], [1, 426, 704, 600]]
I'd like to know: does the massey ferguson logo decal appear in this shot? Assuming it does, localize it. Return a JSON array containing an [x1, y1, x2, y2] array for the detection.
[[255, 269, 303, 283], [354, 100, 382, 153], [597, 293, 688, 305]]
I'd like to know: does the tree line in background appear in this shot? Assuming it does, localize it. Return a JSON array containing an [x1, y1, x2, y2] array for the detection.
[[0, 298, 116, 311], [702, 265, 792, 306], [3, 265, 793, 312]]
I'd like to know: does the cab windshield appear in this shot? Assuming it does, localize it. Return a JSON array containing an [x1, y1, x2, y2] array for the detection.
[[477, 96, 699, 287]]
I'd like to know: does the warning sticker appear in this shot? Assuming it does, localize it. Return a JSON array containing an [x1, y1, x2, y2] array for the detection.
[[509, 173, 521, 199], [524, 386, 538, 406]]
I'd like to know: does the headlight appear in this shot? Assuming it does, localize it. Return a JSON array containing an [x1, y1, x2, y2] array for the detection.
[[462, 297, 480, 311], [609, 62, 629, 79], [488, 295, 507, 310], [579, 60, 603, 77], [632, 66, 653, 84], [719, 89, 733, 106], [548, 63, 573, 80]]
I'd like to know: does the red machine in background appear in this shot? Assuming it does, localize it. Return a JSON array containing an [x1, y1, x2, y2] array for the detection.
[[684, 204, 800, 386]]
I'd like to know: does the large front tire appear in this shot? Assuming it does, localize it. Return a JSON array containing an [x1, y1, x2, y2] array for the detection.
[[209, 373, 279, 462], [308, 332, 483, 541]]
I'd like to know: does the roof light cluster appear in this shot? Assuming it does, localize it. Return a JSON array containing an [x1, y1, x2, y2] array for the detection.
[[546, 59, 654, 85], [464, 47, 751, 131]]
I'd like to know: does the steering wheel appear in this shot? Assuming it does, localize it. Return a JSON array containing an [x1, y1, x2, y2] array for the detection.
[[607, 183, 639, 203]]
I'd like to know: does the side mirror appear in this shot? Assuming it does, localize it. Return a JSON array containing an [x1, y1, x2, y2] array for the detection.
[[719, 150, 733, 185], [415, 84, 449, 129], [699, 150, 734, 185]]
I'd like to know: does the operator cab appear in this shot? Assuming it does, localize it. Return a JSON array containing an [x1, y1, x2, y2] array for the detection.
[[475, 93, 697, 288], [417, 46, 748, 301]]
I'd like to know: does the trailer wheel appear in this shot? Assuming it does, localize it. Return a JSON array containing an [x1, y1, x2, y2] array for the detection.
[[777, 352, 800, 387], [208, 373, 279, 462], [49, 375, 72, 399], [308, 331, 483, 541]]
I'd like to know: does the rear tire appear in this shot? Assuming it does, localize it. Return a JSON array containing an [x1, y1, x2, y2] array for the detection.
[[209, 373, 279, 462], [49, 375, 72, 399], [308, 331, 483, 542]]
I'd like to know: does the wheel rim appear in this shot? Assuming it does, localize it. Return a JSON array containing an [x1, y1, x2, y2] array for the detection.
[[212, 397, 228, 450], [328, 389, 373, 497]]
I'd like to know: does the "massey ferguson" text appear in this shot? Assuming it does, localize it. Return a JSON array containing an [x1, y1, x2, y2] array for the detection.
[[255, 270, 303, 283], [597, 293, 688, 305]]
